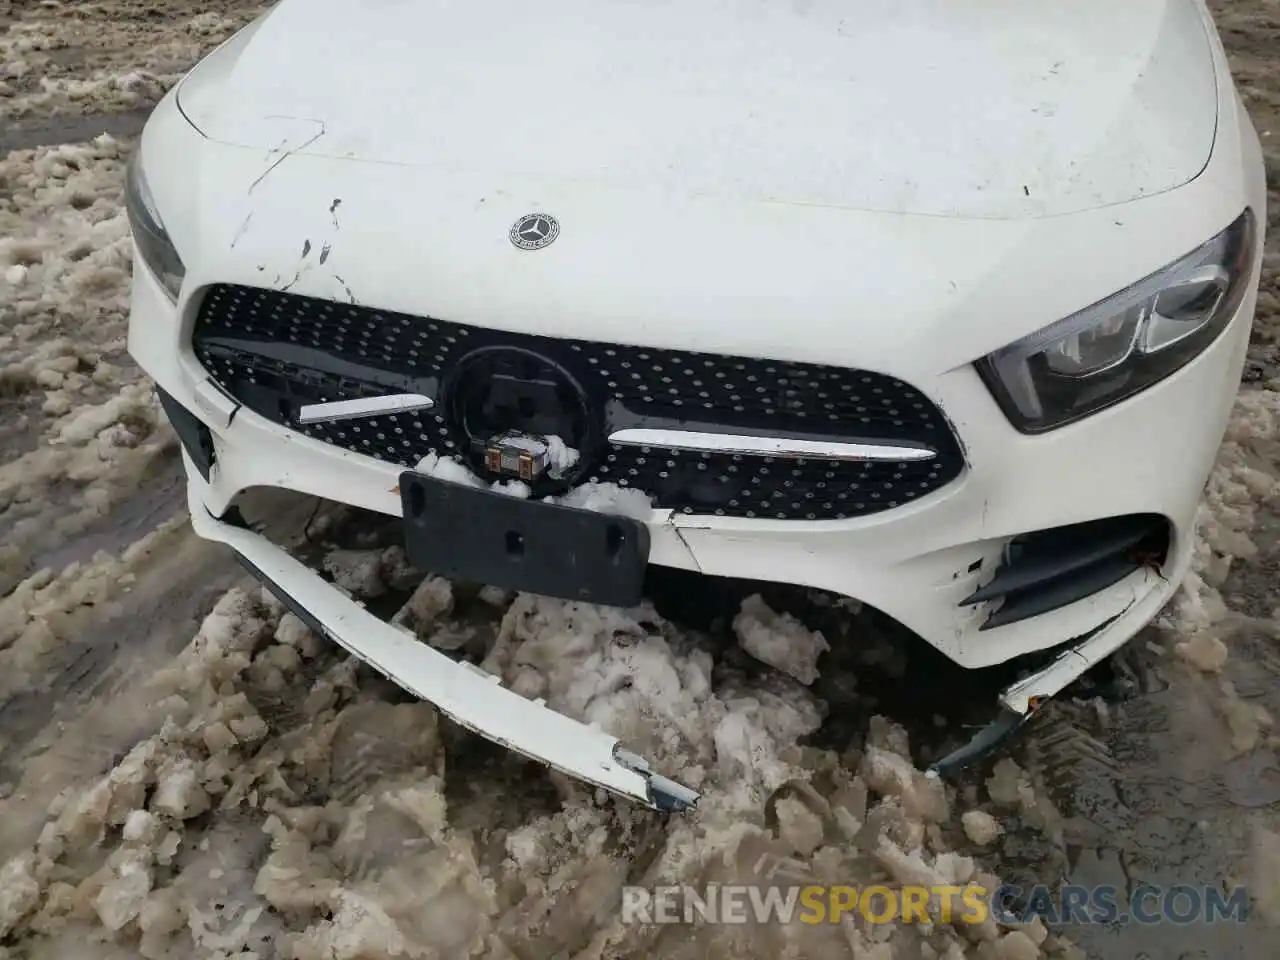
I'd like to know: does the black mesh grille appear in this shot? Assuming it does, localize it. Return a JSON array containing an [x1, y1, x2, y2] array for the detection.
[[192, 284, 965, 519]]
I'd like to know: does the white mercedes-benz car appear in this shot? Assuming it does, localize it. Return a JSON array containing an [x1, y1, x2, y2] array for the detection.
[[126, 0, 1266, 811]]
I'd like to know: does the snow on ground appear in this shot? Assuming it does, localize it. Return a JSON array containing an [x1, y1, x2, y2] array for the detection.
[[0, 6, 255, 122], [0, 576, 1089, 960], [0, 133, 178, 590], [1166, 388, 1280, 689], [0, 0, 1278, 958], [734, 593, 829, 686]]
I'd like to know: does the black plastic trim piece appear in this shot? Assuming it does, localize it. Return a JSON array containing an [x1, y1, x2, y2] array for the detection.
[[156, 387, 215, 481], [980, 552, 1141, 631], [231, 548, 330, 642], [927, 708, 1028, 778], [962, 519, 1158, 605]]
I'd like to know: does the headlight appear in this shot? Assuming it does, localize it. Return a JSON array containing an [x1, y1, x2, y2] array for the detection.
[[125, 151, 186, 301], [976, 209, 1257, 434]]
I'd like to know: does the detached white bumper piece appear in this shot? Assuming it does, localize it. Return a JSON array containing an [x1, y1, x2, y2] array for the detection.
[[186, 475, 699, 813]]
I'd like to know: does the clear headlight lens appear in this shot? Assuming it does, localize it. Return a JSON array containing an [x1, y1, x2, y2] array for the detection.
[[976, 209, 1257, 434], [125, 151, 185, 302]]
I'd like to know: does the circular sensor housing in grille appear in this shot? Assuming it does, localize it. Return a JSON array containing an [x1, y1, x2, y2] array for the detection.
[[445, 346, 598, 492]]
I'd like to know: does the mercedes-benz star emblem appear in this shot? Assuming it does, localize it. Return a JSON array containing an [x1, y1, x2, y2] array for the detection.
[[509, 213, 559, 251]]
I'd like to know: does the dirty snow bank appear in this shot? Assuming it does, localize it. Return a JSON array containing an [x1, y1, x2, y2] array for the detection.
[[1157, 383, 1280, 911], [734, 592, 830, 685], [0, 513, 188, 697], [1161, 387, 1280, 755], [0, 135, 179, 575], [0, 566, 1086, 958], [0, 8, 259, 121]]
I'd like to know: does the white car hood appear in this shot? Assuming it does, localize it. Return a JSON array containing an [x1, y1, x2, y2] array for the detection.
[[177, 0, 1218, 220]]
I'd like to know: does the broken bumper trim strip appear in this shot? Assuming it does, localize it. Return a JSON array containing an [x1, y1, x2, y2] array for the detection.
[[998, 606, 1133, 715], [185, 481, 699, 814], [929, 579, 1164, 779]]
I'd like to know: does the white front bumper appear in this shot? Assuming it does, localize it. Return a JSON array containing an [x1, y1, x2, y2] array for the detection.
[[132, 252, 1257, 796], [130, 239, 1258, 673]]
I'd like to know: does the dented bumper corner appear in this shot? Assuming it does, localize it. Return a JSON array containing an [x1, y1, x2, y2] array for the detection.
[[184, 477, 699, 814], [928, 578, 1168, 778]]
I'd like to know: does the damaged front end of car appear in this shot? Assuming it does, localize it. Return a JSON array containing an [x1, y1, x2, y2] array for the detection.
[[927, 572, 1171, 780]]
